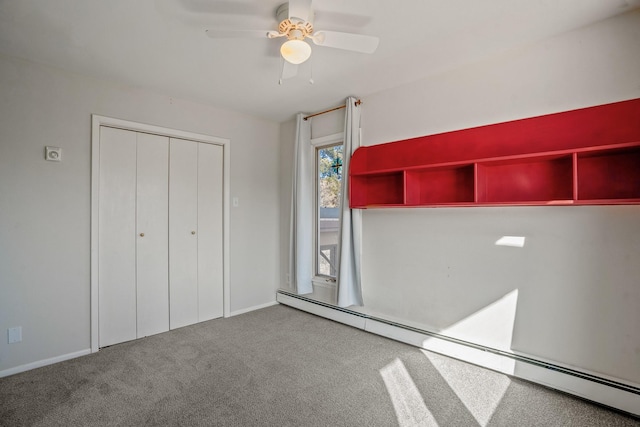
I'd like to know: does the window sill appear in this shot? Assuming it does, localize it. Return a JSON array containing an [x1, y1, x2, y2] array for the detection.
[[312, 277, 336, 289]]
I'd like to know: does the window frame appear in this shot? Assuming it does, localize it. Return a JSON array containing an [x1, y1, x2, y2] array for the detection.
[[311, 132, 344, 287]]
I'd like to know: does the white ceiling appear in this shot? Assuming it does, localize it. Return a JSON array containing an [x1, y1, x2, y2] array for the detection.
[[0, 0, 638, 122]]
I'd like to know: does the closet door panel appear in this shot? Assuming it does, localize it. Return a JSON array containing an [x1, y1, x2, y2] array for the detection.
[[197, 143, 224, 321], [98, 127, 137, 347], [169, 138, 199, 329], [136, 133, 169, 337]]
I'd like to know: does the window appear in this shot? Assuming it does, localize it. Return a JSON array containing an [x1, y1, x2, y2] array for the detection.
[[315, 141, 343, 282]]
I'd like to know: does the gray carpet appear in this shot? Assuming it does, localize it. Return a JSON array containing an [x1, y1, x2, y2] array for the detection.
[[0, 304, 637, 426]]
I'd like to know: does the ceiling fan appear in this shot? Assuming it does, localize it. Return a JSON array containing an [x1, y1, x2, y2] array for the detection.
[[205, 0, 379, 83]]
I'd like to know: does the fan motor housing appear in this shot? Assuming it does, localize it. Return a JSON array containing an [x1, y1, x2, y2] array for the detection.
[[278, 19, 313, 39]]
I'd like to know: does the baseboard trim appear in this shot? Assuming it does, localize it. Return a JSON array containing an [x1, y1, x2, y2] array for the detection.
[[228, 300, 279, 317], [0, 349, 91, 379], [277, 293, 367, 329], [276, 290, 640, 417]]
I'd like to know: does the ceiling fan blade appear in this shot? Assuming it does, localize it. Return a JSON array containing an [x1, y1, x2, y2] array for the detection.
[[311, 31, 379, 54], [288, 0, 312, 22], [205, 29, 270, 39]]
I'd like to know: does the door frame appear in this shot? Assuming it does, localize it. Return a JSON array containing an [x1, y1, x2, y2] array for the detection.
[[90, 115, 231, 352]]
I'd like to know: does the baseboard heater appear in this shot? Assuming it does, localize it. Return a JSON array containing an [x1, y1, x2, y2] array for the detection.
[[276, 290, 640, 417]]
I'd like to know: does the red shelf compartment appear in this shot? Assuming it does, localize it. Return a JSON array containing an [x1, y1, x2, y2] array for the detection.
[[406, 165, 475, 205], [350, 172, 404, 207], [577, 146, 640, 201], [477, 155, 574, 204]]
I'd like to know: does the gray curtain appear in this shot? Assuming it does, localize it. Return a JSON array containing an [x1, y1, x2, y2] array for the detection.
[[289, 113, 313, 294], [336, 97, 363, 307]]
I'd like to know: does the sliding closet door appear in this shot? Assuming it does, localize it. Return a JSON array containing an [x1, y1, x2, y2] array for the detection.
[[136, 133, 169, 337], [98, 127, 137, 347], [169, 138, 199, 329], [197, 143, 224, 321]]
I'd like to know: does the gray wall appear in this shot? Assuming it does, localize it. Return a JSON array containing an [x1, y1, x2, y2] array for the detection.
[[0, 54, 281, 373], [279, 10, 640, 386], [358, 10, 640, 384]]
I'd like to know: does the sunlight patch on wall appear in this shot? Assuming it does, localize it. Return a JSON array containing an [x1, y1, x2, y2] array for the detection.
[[437, 289, 519, 351], [380, 358, 439, 427], [495, 236, 526, 248], [422, 350, 511, 426]]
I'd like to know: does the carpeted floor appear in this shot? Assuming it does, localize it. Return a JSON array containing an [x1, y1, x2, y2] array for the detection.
[[0, 304, 637, 426]]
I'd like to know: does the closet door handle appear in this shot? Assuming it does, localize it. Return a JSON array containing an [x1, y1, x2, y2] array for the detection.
[[139, 233, 145, 237], [191, 231, 196, 235]]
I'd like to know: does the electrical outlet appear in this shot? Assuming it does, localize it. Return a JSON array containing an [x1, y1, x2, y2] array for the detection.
[[8, 327, 22, 344]]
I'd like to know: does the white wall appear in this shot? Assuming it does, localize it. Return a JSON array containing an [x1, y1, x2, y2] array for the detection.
[[0, 54, 280, 374], [279, 117, 295, 293], [357, 9, 640, 385], [279, 9, 640, 387], [363, 9, 640, 147]]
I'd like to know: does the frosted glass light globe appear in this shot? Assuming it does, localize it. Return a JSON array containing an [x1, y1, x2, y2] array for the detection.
[[280, 39, 312, 64]]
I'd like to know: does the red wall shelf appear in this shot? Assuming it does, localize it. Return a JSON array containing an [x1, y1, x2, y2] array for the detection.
[[350, 98, 640, 208]]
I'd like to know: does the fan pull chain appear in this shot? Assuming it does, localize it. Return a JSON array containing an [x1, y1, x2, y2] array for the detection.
[[309, 56, 314, 85]]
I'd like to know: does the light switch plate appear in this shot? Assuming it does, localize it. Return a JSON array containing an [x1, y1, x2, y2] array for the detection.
[[45, 146, 62, 162], [8, 327, 22, 344]]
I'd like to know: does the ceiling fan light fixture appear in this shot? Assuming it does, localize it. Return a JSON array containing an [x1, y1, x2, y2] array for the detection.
[[280, 39, 311, 64]]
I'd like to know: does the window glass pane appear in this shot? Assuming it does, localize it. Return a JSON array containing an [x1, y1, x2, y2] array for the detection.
[[317, 144, 343, 278]]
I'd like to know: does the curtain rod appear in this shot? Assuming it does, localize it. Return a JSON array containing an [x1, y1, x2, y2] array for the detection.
[[303, 99, 361, 121]]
